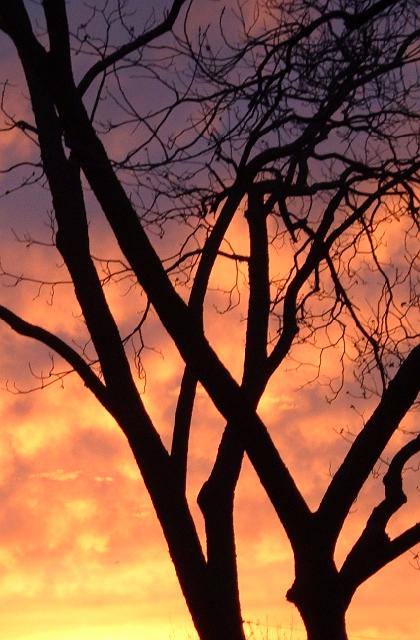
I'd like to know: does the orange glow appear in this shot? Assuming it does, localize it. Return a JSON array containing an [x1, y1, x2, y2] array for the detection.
[[0, 219, 418, 638], [0, 356, 419, 639]]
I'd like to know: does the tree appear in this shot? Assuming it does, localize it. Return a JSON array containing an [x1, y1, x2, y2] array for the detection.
[[0, 1, 419, 639]]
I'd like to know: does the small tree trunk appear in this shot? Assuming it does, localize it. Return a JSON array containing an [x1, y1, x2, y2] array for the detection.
[[198, 469, 246, 639]]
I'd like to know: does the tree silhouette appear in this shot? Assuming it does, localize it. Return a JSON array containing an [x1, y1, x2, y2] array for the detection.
[[0, 1, 419, 639]]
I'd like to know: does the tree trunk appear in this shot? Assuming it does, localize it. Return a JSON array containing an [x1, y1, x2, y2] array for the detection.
[[298, 603, 348, 640], [286, 551, 349, 640], [198, 489, 246, 640], [197, 432, 246, 640], [188, 606, 245, 640]]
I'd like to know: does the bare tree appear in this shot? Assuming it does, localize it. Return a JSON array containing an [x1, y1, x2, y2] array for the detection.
[[0, 1, 419, 639]]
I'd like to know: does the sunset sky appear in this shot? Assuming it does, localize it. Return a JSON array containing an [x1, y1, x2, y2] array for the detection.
[[0, 2, 419, 640]]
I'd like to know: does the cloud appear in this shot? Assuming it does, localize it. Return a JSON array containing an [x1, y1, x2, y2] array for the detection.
[[29, 469, 81, 482]]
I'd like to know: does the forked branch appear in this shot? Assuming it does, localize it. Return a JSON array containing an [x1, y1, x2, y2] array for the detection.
[[340, 434, 420, 593], [318, 345, 420, 545]]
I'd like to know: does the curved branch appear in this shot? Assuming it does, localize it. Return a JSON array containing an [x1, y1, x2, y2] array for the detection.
[[340, 434, 420, 593], [0, 304, 109, 406], [266, 181, 350, 375], [170, 184, 244, 487], [171, 365, 197, 490], [196, 189, 271, 632], [383, 434, 420, 508], [318, 345, 420, 545], [77, 0, 188, 97]]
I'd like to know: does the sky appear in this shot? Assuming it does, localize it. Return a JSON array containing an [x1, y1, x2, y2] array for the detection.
[[0, 2, 419, 640]]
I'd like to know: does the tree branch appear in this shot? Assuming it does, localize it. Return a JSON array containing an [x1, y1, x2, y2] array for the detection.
[[318, 346, 420, 546], [171, 365, 197, 491], [52, 75, 311, 540], [340, 434, 420, 593], [77, 0, 188, 97], [170, 185, 245, 488], [243, 190, 270, 389], [0, 304, 108, 406]]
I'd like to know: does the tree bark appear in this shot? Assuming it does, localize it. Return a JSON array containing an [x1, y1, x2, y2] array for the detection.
[[286, 533, 350, 640], [288, 582, 349, 640], [300, 608, 348, 640], [198, 429, 246, 640]]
